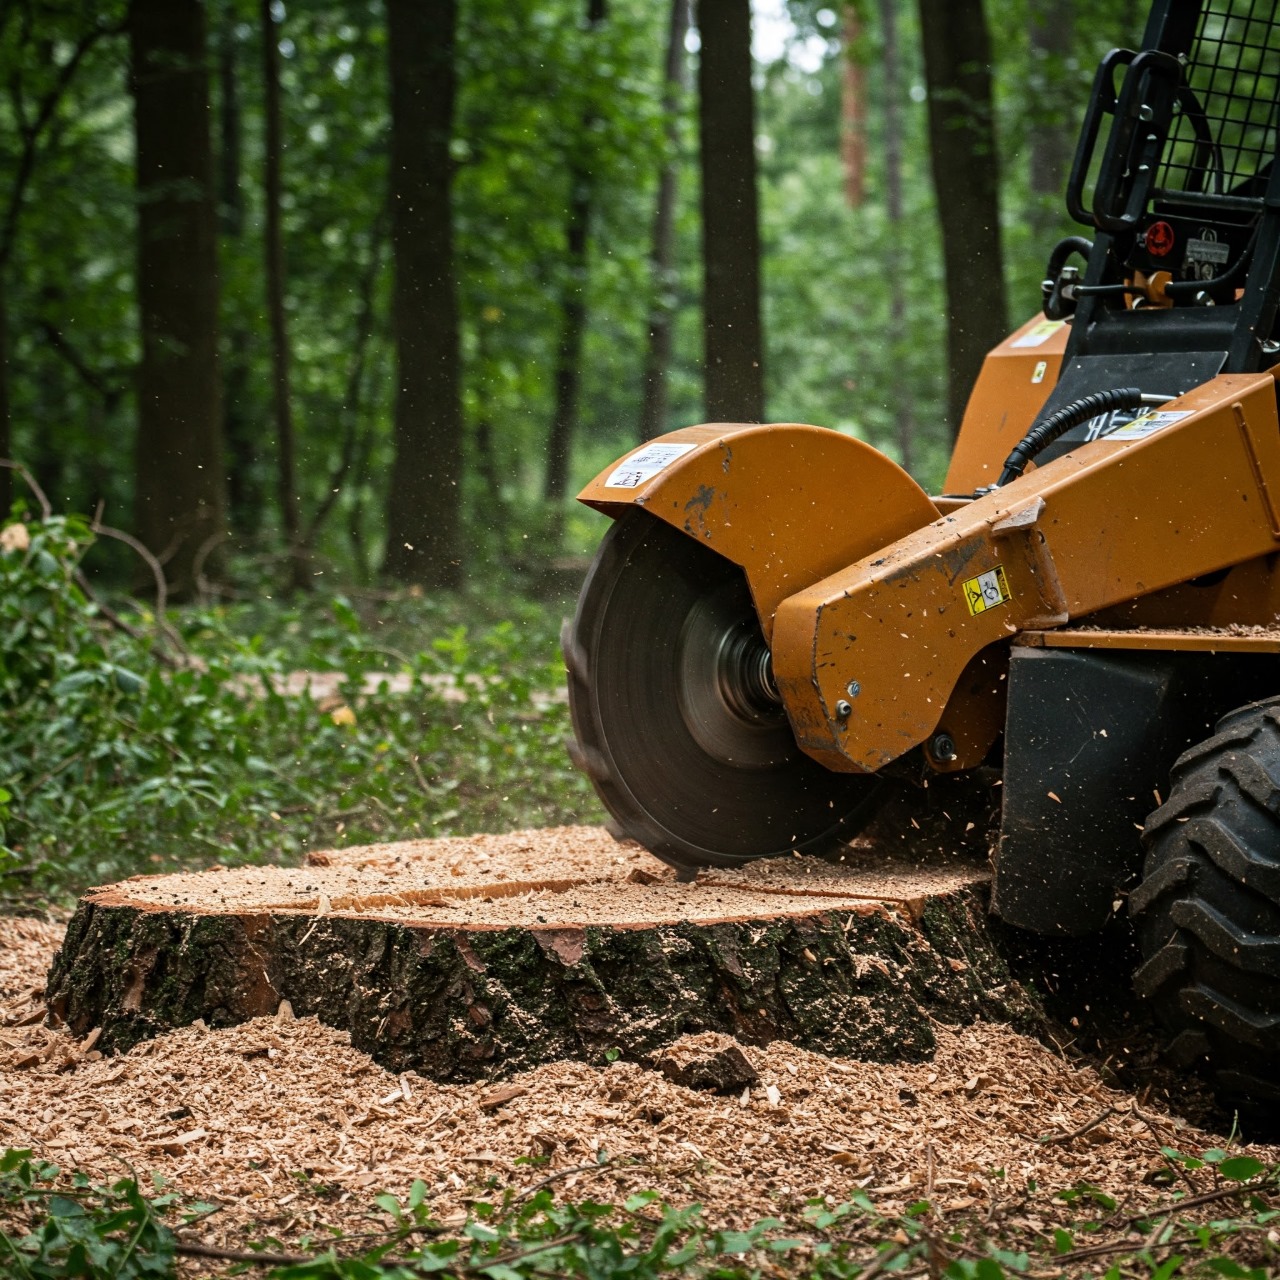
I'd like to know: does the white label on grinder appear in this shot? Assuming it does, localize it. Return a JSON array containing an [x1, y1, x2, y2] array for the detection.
[[1109, 410, 1192, 441], [604, 442, 696, 488], [1011, 319, 1065, 348]]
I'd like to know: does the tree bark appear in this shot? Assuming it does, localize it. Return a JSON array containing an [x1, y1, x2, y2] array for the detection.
[[543, 0, 608, 516], [840, 2, 866, 209], [260, 0, 300, 575], [917, 0, 1008, 436], [878, 0, 913, 473], [46, 828, 1042, 1082], [638, 0, 690, 442], [129, 0, 227, 595], [697, 0, 765, 423], [381, 0, 464, 587]]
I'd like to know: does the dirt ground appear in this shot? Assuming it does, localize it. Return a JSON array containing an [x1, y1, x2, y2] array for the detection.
[[3, 833, 1279, 1272]]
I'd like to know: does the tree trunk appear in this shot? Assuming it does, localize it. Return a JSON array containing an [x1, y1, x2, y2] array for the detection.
[[217, 9, 262, 537], [917, 0, 1008, 436], [840, 2, 866, 209], [260, 0, 301, 577], [129, 0, 227, 595], [381, 0, 463, 587], [878, 0, 913, 474], [0, 281, 10, 515], [638, 0, 691, 442], [1027, 0, 1074, 244], [698, 0, 765, 423], [46, 826, 1042, 1083], [543, 0, 608, 518]]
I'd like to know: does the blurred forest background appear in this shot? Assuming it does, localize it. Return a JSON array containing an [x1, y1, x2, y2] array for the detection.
[[0, 0, 1152, 894], [2, 0, 1146, 596]]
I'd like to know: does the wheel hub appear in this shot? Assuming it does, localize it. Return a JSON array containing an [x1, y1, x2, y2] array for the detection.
[[676, 584, 792, 770]]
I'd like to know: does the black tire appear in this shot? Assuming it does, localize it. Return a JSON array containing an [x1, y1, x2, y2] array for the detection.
[[562, 512, 886, 873], [1131, 696, 1280, 1120]]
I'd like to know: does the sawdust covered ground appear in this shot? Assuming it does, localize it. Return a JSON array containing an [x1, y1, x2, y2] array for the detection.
[[4, 902, 1278, 1269]]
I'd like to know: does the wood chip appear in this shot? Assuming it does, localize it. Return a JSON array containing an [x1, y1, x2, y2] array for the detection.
[[478, 1085, 528, 1112]]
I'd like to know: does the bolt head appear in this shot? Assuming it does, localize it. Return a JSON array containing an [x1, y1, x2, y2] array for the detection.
[[834, 700, 852, 720], [930, 732, 958, 762]]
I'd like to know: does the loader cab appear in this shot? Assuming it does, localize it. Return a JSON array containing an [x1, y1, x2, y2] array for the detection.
[[1036, 0, 1280, 464]]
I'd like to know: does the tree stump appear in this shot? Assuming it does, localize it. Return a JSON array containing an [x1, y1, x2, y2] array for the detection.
[[46, 826, 1041, 1082]]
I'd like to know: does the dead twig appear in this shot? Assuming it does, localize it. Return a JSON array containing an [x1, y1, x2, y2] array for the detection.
[[513, 1159, 616, 1203], [1037, 1104, 1117, 1145], [0, 459, 51, 519], [88, 519, 167, 620]]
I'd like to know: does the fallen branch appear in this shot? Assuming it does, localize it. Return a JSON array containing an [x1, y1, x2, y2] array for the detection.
[[175, 1239, 313, 1267]]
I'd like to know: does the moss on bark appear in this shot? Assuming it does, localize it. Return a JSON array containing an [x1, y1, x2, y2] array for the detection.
[[46, 884, 1042, 1081]]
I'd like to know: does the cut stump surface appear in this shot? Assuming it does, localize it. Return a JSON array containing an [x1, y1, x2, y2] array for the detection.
[[46, 826, 1040, 1081]]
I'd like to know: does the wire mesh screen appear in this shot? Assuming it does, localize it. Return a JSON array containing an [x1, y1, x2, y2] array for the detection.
[[1156, 0, 1280, 203]]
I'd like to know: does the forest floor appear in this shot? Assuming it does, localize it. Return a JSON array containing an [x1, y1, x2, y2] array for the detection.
[[4, 829, 1280, 1277]]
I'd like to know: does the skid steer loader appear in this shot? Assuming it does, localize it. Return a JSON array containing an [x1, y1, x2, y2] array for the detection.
[[563, 0, 1280, 1114]]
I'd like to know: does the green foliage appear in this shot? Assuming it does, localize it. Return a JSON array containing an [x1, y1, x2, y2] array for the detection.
[[0, 512, 600, 901], [0, 1149, 178, 1279], [4, 1147, 1280, 1280]]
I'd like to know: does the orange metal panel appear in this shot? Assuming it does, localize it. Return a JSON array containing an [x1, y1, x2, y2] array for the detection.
[[943, 314, 1070, 494], [772, 373, 1280, 774], [577, 423, 939, 638], [1019, 627, 1280, 652]]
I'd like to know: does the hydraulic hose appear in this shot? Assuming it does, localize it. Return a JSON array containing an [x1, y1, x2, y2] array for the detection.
[[997, 386, 1151, 487]]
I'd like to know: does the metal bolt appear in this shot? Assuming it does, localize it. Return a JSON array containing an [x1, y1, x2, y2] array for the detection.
[[834, 700, 853, 720], [846, 680, 861, 698], [930, 732, 958, 762]]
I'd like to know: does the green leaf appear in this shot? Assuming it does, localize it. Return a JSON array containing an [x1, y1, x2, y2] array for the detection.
[[1217, 1156, 1266, 1182]]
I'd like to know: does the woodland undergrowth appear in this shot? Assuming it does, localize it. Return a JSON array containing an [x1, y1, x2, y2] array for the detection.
[[0, 503, 600, 906]]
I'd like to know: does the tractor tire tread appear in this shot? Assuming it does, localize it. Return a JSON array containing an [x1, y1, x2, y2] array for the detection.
[[1131, 699, 1280, 1126]]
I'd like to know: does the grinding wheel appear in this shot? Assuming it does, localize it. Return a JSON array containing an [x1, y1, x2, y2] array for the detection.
[[562, 512, 885, 872]]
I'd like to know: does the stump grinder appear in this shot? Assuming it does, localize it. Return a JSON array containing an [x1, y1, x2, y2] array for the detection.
[[564, 1, 1280, 1113]]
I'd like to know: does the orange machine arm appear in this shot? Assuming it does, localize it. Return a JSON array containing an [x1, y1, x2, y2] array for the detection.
[[771, 372, 1280, 774]]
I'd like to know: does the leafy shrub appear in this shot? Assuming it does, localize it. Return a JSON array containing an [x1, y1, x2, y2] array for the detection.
[[0, 512, 600, 901]]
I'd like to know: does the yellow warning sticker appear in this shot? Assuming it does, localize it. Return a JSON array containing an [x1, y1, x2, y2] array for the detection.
[[963, 565, 1011, 616]]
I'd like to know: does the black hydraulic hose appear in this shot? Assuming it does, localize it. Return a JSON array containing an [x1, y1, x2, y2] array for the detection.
[[996, 386, 1145, 487], [1045, 235, 1094, 279]]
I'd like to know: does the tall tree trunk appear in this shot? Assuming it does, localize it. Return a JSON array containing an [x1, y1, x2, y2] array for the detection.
[[697, 0, 765, 423], [381, 0, 463, 587], [0, 281, 9, 514], [543, 0, 608, 513], [840, 2, 866, 209], [129, 0, 226, 594], [878, 0, 913, 474], [260, 0, 301, 580], [638, 0, 690, 442], [217, 6, 261, 536], [1027, 0, 1074, 244], [917, 0, 1007, 436]]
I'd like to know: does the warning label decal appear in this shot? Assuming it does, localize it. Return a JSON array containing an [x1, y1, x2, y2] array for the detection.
[[963, 565, 1012, 616], [1011, 319, 1065, 348], [603, 442, 697, 489], [1108, 409, 1192, 441]]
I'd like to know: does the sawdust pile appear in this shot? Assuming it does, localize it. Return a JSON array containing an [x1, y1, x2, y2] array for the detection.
[[3, 914, 1276, 1253]]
